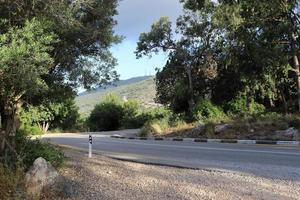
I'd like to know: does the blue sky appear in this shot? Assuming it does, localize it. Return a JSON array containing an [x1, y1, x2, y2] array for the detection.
[[111, 0, 183, 79]]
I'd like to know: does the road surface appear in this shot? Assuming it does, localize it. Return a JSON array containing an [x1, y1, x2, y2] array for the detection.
[[43, 132, 300, 181]]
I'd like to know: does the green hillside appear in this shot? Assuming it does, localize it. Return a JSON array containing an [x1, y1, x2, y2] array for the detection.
[[76, 76, 156, 116]]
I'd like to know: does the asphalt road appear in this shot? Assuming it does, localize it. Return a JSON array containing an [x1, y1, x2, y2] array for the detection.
[[43, 133, 300, 181]]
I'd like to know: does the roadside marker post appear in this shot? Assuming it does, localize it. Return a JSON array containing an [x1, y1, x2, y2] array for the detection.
[[89, 134, 92, 158]]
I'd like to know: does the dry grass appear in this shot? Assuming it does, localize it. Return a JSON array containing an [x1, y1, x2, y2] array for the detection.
[[0, 165, 24, 199], [162, 114, 300, 141]]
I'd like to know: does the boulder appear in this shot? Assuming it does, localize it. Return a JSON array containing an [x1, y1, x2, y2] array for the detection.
[[275, 127, 299, 139], [25, 157, 71, 199], [194, 124, 206, 132], [214, 124, 230, 133]]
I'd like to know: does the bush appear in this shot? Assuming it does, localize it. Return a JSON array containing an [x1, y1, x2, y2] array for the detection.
[[138, 109, 188, 137], [142, 107, 173, 122], [88, 93, 186, 132], [193, 99, 227, 123], [225, 96, 265, 115], [16, 133, 65, 170], [121, 100, 144, 129], [139, 121, 164, 137], [19, 124, 43, 136], [88, 94, 124, 131], [0, 133, 65, 199]]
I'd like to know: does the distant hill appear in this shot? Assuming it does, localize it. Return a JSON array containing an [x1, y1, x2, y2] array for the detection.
[[76, 76, 156, 116]]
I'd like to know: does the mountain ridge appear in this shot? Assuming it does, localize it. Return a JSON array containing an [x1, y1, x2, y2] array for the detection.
[[76, 76, 156, 116]]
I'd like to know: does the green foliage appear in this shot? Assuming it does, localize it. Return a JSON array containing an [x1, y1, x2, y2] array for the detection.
[[136, 0, 300, 115], [0, 18, 57, 101], [155, 62, 190, 113], [0, 0, 121, 155], [19, 124, 43, 136], [48, 100, 81, 131], [121, 100, 144, 129], [16, 133, 65, 170], [225, 96, 266, 115], [143, 107, 173, 122], [139, 122, 164, 137], [193, 99, 227, 123], [0, 0, 121, 90], [136, 17, 173, 58], [138, 108, 186, 137], [88, 94, 124, 131], [88, 93, 178, 132], [18, 99, 81, 134]]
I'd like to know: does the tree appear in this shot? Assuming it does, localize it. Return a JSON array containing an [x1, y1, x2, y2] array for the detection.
[[88, 94, 124, 131], [200, 0, 300, 110], [136, 2, 220, 111], [136, 2, 224, 112], [0, 0, 121, 157], [0, 19, 57, 152], [155, 0, 300, 113]]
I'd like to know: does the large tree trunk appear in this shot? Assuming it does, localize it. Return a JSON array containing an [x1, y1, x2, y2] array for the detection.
[[0, 100, 21, 158], [280, 89, 288, 115], [38, 122, 50, 133], [291, 32, 300, 112], [186, 66, 195, 112]]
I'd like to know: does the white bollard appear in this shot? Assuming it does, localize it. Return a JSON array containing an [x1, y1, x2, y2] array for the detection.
[[89, 134, 92, 158]]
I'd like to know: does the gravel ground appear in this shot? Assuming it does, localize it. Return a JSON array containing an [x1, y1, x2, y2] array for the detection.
[[54, 149, 300, 200]]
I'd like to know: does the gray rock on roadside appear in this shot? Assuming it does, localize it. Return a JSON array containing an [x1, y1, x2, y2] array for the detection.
[[194, 124, 206, 132], [275, 127, 299, 139], [215, 124, 231, 133], [25, 157, 73, 199]]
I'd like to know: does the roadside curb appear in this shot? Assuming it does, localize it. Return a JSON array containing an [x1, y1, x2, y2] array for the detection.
[[110, 135, 300, 146]]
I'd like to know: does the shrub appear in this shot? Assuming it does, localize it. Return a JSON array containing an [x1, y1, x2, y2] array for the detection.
[[203, 122, 216, 138], [121, 100, 144, 129], [139, 121, 164, 137], [138, 108, 176, 137], [193, 99, 227, 123], [88, 94, 124, 131], [169, 113, 187, 127], [225, 96, 265, 115], [88, 94, 183, 131], [285, 115, 300, 129], [143, 107, 173, 122], [49, 128, 64, 133], [16, 133, 65, 170], [19, 124, 43, 136], [19, 99, 81, 134]]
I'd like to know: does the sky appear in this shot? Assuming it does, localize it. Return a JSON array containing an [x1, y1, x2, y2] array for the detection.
[[111, 0, 183, 79]]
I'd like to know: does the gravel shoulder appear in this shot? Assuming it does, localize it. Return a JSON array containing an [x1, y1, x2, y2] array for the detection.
[[55, 148, 300, 200]]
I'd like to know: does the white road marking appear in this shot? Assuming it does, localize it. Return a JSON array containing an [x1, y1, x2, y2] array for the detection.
[[44, 135, 300, 156], [94, 139, 300, 156]]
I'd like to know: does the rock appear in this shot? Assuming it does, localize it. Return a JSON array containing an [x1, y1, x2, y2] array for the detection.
[[25, 157, 71, 199], [60, 181, 74, 197], [215, 124, 230, 133], [275, 127, 299, 138], [193, 124, 206, 132]]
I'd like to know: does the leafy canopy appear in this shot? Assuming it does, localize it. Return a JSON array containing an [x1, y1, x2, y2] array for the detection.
[[0, 18, 57, 103]]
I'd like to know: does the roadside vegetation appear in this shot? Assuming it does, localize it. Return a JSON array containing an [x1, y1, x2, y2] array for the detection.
[[87, 94, 300, 141], [0, 132, 65, 199], [133, 0, 300, 141], [1, 0, 300, 198], [0, 0, 120, 198]]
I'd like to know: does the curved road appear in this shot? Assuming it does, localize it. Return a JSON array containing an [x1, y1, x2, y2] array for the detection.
[[43, 132, 300, 181]]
